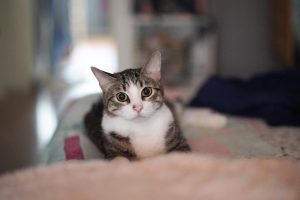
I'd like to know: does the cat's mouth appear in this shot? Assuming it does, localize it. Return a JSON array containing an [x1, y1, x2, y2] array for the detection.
[[134, 113, 143, 119], [122, 110, 154, 121], [132, 112, 148, 121]]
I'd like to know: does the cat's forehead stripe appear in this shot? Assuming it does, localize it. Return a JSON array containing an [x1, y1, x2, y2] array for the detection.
[[122, 76, 126, 83], [122, 83, 126, 91], [139, 80, 143, 88], [121, 75, 129, 86]]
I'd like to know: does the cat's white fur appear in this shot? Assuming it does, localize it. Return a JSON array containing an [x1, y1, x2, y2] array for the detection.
[[102, 84, 173, 158]]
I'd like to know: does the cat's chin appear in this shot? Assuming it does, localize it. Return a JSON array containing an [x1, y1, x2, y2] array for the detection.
[[132, 116, 148, 122], [131, 114, 149, 122], [122, 113, 152, 122]]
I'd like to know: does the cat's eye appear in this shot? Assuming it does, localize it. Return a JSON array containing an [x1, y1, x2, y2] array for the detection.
[[116, 92, 128, 102], [141, 87, 152, 97]]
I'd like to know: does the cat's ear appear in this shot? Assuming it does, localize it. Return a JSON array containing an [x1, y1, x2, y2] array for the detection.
[[142, 51, 161, 81], [91, 67, 116, 91]]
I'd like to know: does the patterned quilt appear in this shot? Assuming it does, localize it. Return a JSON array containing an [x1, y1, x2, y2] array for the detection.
[[42, 94, 300, 164]]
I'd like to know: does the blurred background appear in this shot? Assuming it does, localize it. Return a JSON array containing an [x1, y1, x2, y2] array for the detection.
[[0, 0, 299, 173]]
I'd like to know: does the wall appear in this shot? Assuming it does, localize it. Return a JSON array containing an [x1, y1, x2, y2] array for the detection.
[[0, 0, 34, 95], [109, 0, 134, 70], [209, 0, 280, 79]]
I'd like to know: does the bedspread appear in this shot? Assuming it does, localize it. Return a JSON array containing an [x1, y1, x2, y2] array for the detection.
[[42, 94, 300, 164]]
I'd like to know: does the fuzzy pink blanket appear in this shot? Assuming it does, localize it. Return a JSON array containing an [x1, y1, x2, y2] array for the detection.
[[0, 153, 299, 200]]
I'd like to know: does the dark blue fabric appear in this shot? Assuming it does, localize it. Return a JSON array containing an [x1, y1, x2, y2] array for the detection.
[[189, 70, 300, 126]]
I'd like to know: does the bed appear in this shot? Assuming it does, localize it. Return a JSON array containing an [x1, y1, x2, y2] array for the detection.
[[1, 93, 300, 200], [41, 93, 300, 163]]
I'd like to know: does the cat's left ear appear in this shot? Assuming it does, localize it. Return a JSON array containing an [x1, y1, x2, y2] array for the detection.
[[142, 51, 161, 81], [91, 67, 116, 91]]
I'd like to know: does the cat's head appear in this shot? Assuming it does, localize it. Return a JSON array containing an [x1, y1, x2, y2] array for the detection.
[[91, 51, 164, 120]]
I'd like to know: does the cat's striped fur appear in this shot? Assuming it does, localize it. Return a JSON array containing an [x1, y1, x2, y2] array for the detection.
[[84, 52, 190, 160]]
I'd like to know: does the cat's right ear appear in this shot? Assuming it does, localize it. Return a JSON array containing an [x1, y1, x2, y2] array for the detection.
[[142, 51, 161, 81], [91, 67, 116, 91]]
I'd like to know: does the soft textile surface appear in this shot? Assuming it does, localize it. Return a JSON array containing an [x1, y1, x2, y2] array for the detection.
[[189, 70, 300, 126], [42, 94, 300, 163], [1, 154, 300, 200]]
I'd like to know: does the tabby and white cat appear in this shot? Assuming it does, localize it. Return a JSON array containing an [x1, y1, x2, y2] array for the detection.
[[84, 51, 190, 160]]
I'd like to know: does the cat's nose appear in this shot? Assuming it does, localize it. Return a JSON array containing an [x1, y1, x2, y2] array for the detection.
[[133, 104, 143, 113]]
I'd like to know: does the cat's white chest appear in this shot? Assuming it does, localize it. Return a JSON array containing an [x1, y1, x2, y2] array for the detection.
[[102, 104, 173, 158]]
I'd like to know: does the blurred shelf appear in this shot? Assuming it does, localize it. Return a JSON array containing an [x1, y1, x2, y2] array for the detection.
[[133, 14, 210, 27]]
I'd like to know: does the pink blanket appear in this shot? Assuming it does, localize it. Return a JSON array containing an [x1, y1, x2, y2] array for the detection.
[[1, 153, 299, 200]]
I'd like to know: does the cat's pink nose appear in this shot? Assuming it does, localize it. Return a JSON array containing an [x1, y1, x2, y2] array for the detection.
[[133, 104, 143, 113]]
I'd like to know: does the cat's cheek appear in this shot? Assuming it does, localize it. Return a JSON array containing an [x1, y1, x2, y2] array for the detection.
[[120, 105, 137, 120], [141, 102, 156, 117]]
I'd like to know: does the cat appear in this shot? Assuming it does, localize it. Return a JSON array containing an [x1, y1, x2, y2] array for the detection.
[[84, 51, 190, 160]]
